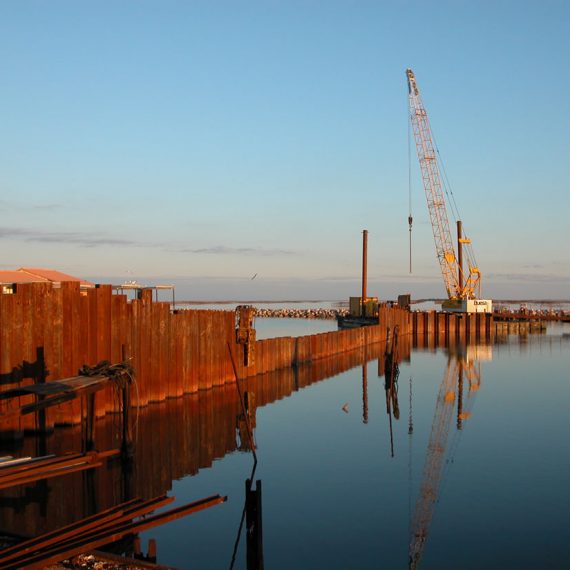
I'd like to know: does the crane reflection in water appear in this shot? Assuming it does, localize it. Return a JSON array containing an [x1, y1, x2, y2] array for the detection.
[[408, 343, 492, 570]]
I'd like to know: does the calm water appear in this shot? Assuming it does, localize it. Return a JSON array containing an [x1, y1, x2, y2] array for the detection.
[[2, 325, 569, 569], [254, 316, 338, 339]]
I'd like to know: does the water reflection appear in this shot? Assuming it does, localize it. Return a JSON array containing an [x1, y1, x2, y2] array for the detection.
[[229, 462, 262, 570], [244, 477, 264, 569], [381, 327, 402, 458], [0, 344, 388, 539], [362, 349, 368, 424], [2, 329, 569, 568], [409, 343, 491, 570]]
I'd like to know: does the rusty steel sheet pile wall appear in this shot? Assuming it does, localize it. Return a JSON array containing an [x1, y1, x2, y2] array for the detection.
[[0, 285, 412, 431], [1, 283, 491, 431], [410, 310, 493, 345], [0, 283, 235, 432]]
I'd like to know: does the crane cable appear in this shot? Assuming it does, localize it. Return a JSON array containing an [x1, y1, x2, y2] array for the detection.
[[408, 110, 413, 273], [431, 129, 480, 274]]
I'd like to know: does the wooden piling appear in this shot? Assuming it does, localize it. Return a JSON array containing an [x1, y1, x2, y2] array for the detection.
[[246, 478, 264, 570]]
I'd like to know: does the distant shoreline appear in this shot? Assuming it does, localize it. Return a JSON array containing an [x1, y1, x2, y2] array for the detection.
[[416, 299, 570, 305], [177, 298, 570, 305], [176, 299, 339, 305]]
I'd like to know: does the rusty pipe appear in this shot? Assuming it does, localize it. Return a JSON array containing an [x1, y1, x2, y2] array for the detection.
[[362, 229, 368, 316]]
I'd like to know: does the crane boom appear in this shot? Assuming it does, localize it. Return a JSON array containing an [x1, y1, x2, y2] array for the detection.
[[406, 69, 483, 304]]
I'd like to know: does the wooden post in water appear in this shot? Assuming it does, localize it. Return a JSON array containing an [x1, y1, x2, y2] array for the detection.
[[246, 478, 264, 570], [147, 539, 157, 563], [82, 392, 96, 453]]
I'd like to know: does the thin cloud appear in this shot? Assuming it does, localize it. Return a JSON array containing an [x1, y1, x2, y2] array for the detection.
[[0, 227, 296, 255], [31, 203, 64, 211], [0, 200, 63, 211], [487, 272, 569, 283], [0, 227, 143, 248], [177, 245, 295, 256], [315, 273, 441, 282]]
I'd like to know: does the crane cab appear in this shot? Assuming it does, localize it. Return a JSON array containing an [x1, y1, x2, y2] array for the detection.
[[442, 299, 493, 313]]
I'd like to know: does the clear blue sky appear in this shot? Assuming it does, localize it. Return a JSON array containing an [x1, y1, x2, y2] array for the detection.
[[1, 1, 568, 300]]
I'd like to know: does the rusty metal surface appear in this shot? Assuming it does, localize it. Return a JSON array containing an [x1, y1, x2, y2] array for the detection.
[[0, 496, 172, 567], [0, 282, 418, 434], [0, 500, 141, 565]]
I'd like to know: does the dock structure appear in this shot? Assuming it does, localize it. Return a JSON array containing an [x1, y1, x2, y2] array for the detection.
[[0, 362, 132, 419], [0, 283, 410, 430], [0, 282, 497, 431]]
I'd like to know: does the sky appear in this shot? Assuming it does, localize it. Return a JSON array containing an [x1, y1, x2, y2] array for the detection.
[[0, 0, 569, 301]]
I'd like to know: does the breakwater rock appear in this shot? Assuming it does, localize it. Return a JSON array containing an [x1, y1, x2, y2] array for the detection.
[[253, 307, 349, 320]]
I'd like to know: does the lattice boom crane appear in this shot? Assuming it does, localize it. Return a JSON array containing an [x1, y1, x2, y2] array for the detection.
[[406, 69, 491, 313]]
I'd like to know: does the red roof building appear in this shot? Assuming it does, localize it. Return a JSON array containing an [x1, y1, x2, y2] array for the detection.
[[0, 268, 94, 292], [0, 270, 47, 284], [18, 268, 94, 288]]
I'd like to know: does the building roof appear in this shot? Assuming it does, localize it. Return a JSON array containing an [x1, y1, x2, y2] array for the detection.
[[0, 268, 94, 288], [0, 270, 47, 284]]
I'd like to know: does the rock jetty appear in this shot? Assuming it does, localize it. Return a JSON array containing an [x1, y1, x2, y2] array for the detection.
[[253, 307, 349, 320]]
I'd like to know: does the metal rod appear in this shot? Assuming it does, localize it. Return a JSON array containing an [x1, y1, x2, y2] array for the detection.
[[227, 343, 258, 464], [1, 495, 224, 570], [0, 462, 103, 491], [0, 499, 142, 564]]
